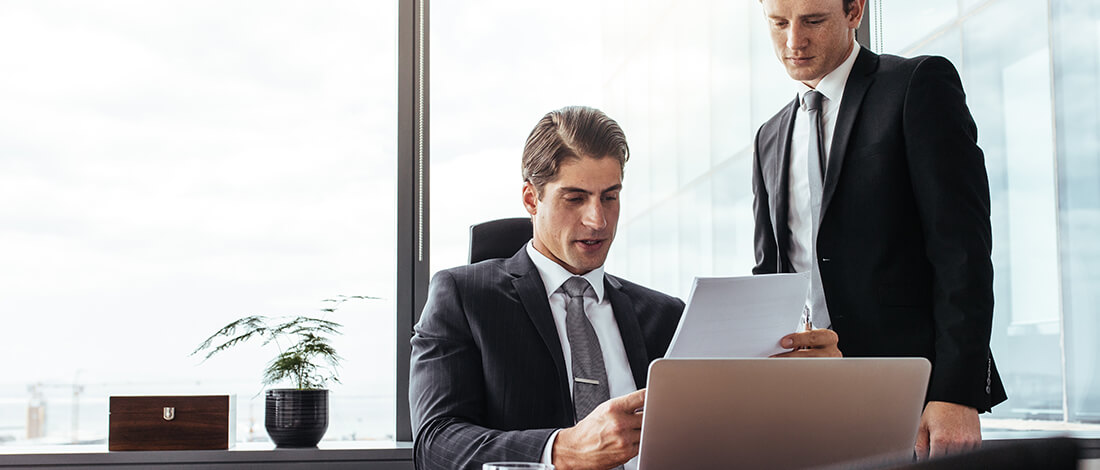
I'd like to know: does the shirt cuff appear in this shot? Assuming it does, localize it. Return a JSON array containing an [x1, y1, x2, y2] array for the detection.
[[541, 429, 561, 464]]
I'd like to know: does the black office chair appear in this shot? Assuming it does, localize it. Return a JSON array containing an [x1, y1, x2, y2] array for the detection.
[[852, 437, 1080, 470], [468, 217, 533, 263]]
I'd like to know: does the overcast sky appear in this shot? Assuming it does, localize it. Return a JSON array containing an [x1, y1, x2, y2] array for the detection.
[[0, 0, 399, 418]]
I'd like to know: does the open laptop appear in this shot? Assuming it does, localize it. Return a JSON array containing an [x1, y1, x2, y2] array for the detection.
[[637, 358, 931, 470]]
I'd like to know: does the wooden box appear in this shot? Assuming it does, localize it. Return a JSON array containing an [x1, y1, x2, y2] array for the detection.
[[109, 395, 236, 451]]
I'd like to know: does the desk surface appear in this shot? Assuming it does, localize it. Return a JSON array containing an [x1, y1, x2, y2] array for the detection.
[[1, 434, 1098, 468], [0, 440, 414, 469]]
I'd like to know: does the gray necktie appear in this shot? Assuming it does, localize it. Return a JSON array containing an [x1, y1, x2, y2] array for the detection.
[[562, 276, 610, 422], [804, 90, 831, 329]]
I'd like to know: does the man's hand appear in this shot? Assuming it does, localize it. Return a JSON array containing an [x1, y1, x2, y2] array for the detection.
[[553, 389, 646, 470], [914, 401, 981, 460], [771, 328, 842, 357]]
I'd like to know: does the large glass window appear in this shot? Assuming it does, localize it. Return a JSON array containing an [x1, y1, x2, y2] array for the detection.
[[1052, 0, 1100, 424], [430, 0, 790, 288], [877, 0, 1100, 427], [0, 0, 398, 446], [429, 0, 606, 273], [599, 0, 792, 295]]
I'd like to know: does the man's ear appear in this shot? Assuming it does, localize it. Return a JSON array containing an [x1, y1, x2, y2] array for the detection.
[[522, 182, 538, 216], [849, 0, 866, 28]]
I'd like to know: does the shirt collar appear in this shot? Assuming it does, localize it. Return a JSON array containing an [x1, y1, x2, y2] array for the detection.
[[525, 241, 606, 302], [798, 39, 861, 106]]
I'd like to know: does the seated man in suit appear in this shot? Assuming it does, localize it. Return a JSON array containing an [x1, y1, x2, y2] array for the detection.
[[410, 106, 841, 470]]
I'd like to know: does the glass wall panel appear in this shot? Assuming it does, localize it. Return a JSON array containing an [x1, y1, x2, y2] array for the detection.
[[0, 0, 398, 446], [429, 0, 604, 273], [960, 0, 1062, 421], [1053, 0, 1100, 423], [876, 0, 958, 53], [961, 0, 987, 14], [912, 28, 963, 69], [882, 0, 1100, 425], [604, 0, 789, 296], [431, 0, 783, 296], [710, 152, 756, 278]]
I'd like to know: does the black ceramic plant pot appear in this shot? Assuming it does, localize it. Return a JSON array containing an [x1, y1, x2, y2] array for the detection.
[[265, 389, 329, 448]]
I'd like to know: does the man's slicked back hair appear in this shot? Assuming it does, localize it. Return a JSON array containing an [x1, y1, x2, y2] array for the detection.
[[758, 0, 858, 15], [522, 106, 629, 197]]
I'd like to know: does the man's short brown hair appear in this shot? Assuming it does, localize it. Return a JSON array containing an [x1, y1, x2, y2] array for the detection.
[[522, 106, 629, 197], [759, 0, 858, 14]]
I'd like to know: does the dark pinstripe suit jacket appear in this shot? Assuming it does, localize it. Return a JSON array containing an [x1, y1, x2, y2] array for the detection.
[[409, 248, 684, 470]]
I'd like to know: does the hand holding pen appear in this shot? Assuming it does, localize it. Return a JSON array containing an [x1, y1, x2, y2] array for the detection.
[[771, 307, 841, 357]]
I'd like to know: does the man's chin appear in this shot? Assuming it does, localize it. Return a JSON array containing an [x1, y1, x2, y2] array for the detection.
[[562, 254, 608, 275], [785, 66, 822, 83]]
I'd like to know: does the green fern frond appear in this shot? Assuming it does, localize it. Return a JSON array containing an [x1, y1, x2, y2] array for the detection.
[[193, 295, 377, 389], [191, 315, 271, 361]]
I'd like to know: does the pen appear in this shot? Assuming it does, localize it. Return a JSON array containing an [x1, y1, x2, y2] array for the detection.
[[799, 306, 814, 351]]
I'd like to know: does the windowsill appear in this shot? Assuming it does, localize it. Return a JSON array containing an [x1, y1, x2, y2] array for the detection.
[[0, 440, 414, 467], [983, 418, 1100, 433], [979, 423, 1100, 459], [983, 418, 1100, 455]]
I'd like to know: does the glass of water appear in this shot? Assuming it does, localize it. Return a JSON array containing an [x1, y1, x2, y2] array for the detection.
[[482, 463, 554, 470]]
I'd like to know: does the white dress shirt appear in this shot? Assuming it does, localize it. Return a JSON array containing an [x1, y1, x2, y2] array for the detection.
[[787, 39, 861, 329], [527, 242, 639, 470]]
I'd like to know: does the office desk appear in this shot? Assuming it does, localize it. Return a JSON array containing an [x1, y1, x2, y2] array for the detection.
[[0, 440, 413, 469], [1, 436, 1097, 469]]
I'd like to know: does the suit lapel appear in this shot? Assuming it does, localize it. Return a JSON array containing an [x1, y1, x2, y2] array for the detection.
[[770, 97, 799, 272], [823, 48, 878, 217], [604, 275, 650, 389], [508, 251, 572, 408]]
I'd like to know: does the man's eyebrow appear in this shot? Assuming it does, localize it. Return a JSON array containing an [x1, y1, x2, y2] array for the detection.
[[557, 184, 623, 195], [768, 12, 830, 20], [557, 186, 592, 195]]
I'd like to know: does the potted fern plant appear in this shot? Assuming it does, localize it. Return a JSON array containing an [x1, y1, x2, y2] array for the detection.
[[192, 295, 375, 448]]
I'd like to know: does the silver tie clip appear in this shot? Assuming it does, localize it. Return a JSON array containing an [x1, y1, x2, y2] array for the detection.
[[575, 377, 600, 385]]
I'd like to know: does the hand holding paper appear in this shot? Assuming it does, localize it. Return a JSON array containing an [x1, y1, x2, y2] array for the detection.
[[665, 272, 838, 358]]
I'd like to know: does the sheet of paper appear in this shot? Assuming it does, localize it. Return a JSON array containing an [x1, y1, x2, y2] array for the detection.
[[665, 272, 809, 358]]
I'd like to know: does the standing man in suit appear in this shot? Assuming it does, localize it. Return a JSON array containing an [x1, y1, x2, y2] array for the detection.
[[752, 0, 1007, 460], [411, 106, 840, 470]]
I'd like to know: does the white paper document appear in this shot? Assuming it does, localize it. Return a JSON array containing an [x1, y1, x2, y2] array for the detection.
[[664, 272, 809, 358]]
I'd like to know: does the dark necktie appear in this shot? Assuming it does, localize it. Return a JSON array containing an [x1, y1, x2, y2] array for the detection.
[[804, 90, 831, 328], [562, 276, 610, 422]]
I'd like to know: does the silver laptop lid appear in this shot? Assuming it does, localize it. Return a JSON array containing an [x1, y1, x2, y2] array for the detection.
[[638, 358, 930, 470]]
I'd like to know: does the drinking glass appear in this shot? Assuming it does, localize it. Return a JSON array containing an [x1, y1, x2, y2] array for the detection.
[[482, 463, 554, 470]]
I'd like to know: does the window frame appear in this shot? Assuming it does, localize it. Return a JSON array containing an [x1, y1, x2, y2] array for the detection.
[[0, 0, 425, 457], [395, 0, 429, 443]]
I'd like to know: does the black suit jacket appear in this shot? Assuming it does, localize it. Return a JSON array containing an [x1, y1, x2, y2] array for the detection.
[[752, 48, 1006, 412], [409, 248, 684, 470]]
